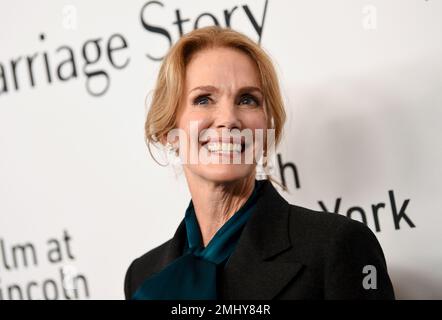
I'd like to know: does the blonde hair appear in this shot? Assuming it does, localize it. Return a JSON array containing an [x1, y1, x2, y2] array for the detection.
[[144, 26, 287, 190]]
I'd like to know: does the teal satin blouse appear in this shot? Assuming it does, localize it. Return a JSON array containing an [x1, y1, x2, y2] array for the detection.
[[132, 180, 263, 300]]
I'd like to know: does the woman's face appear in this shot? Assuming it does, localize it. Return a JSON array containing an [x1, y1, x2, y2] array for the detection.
[[175, 46, 268, 184]]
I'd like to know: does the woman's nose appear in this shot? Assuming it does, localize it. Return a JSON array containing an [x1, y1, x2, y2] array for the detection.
[[214, 102, 242, 130]]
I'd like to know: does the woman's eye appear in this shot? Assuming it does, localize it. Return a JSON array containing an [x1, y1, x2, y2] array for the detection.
[[193, 95, 211, 105], [239, 94, 259, 106]]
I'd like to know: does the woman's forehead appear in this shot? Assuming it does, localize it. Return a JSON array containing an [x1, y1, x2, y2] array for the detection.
[[184, 47, 261, 92]]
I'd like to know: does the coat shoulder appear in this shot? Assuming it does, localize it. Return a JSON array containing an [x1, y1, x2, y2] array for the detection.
[[287, 203, 371, 240], [284, 203, 386, 265]]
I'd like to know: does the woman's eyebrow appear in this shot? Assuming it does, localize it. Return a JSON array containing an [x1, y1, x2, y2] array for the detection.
[[189, 85, 219, 94], [189, 85, 263, 95], [237, 86, 263, 95]]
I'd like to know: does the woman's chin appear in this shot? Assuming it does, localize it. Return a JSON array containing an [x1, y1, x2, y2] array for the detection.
[[196, 164, 255, 184]]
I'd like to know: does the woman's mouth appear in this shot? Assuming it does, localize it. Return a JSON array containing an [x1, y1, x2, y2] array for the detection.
[[205, 142, 242, 153], [201, 139, 247, 155]]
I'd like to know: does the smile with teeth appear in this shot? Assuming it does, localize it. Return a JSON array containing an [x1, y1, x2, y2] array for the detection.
[[205, 142, 243, 154]]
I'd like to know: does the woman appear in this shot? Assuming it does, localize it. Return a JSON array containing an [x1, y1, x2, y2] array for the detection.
[[124, 26, 395, 300]]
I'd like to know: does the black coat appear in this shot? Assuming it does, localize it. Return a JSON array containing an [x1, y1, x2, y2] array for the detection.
[[124, 180, 395, 299]]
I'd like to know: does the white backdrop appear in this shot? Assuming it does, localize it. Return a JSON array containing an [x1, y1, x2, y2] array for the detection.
[[1, 0, 441, 299]]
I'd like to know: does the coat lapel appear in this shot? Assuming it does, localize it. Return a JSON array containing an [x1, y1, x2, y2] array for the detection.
[[159, 219, 187, 269], [220, 180, 304, 299]]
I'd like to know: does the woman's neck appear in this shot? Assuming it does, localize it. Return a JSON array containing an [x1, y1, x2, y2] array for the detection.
[[185, 173, 255, 247]]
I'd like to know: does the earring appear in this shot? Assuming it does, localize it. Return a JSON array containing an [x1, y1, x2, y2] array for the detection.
[[165, 142, 175, 152], [165, 142, 180, 163], [164, 142, 182, 176], [256, 149, 271, 179]]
